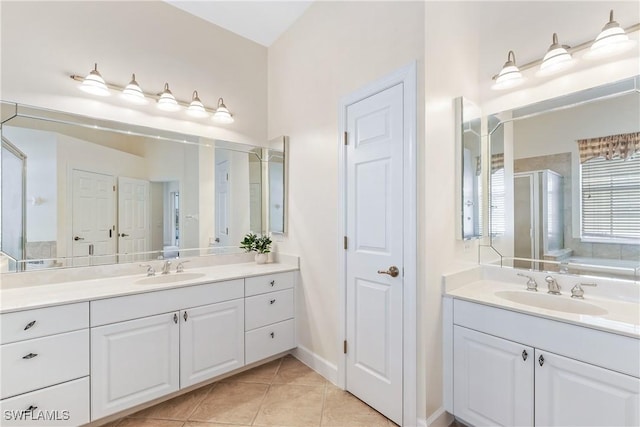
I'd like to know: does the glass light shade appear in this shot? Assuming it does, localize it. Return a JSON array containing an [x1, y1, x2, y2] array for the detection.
[[157, 83, 180, 112], [186, 91, 208, 118], [586, 10, 636, 59], [491, 51, 523, 90], [79, 63, 109, 96], [538, 34, 574, 76], [121, 74, 147, 104], [213, 98, 234, 124]]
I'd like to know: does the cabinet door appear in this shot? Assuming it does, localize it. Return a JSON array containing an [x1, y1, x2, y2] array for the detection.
[[535, 350, 640, 427], [180, 299, 244, 388], [91, 312, 180, 420], [453, 326, 534, 427]]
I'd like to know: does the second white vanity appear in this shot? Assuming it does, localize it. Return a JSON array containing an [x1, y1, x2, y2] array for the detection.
[[443, 266, 640, 427], [0, 259, 298, 426]]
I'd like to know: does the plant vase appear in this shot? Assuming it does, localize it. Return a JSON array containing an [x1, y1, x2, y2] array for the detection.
[[255, 253, 268, 264]]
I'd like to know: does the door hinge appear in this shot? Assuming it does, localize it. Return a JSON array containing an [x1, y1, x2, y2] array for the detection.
[[113, 185, 116, 191], [343, 236, 348, 250], [344, 131, 348, 146], [343, 340, 347, 354]]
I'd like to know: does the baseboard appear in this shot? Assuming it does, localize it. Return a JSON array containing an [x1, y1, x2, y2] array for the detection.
[[425, 407, 453, 427], [291, 345, 338, 385], [417, 417, 428, 427]]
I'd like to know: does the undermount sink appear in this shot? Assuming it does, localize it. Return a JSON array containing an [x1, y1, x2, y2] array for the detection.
[[135, 272, 206, 285], [495, 290, 608, 316]]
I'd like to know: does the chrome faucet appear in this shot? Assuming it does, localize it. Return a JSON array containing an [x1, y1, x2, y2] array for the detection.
[[517, 273, 538, 292], [545, 275, 561, 295], [571, 283, 597, 299], [176, 260, 190, 273], [140, 264, 156, 277], [161, 260, 172, 275]]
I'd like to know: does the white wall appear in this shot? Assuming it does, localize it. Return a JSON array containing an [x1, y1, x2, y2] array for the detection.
[[1, 1, 268, 146]]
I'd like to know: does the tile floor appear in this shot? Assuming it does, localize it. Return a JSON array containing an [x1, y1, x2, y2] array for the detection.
[[104, 355, 397, 427]]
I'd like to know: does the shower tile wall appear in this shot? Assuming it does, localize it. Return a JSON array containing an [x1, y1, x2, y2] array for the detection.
[[514, 152, 638, 262]]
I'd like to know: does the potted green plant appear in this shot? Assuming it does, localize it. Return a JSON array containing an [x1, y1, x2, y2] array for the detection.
[[240, 233, 272, 264]]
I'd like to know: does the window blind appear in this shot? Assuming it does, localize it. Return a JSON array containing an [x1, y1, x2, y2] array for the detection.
[[490, 169, 505, 237], [581, 153, 640, 240]]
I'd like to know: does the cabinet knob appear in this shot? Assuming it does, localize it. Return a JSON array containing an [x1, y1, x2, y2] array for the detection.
[[24, 320, 36, 331], [522, 350, 528, 361], [270, 280, 275, 287], [270, 299, 276, 305], [173, 313, 178, 324], [538, 354, 545, 366], [270, 332, 275, 339], [22, 353, 38, 360], [183, 311, 188, 322]]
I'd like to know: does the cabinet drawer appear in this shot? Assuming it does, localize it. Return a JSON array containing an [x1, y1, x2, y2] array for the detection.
[[245, 289, 294, 331], [0, 303, 89, 345], [91, 279, 244, 326], [0, 330, 89, 399], [245, 272, 295, 297], [0, 377, 89, 426], [245, 319, 295, 365]]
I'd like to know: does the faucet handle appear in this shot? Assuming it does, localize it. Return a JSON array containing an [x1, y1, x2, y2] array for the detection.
[[176, 260, 190, 273], [140, 264, 156, 276], [571, 283, 597, 299], [517, 273, 538, 291]]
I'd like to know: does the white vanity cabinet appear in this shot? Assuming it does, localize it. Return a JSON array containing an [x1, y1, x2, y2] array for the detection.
[[447, 299, 640, 427], [0, 303, 90, 426], [90, 279, 245, 420]]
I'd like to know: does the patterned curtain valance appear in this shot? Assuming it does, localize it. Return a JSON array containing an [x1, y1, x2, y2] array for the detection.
[[491, 153, 504, 173], [578, 131, 640, 164]]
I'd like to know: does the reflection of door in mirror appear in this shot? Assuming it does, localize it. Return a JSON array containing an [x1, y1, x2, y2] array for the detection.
[[150, 181, 180, 259], [1, 138, 26, 270], [269, 154, 284, 234], [215, 155, 230, 247], [71, 169, 116, 266], [117, 177, 150, 263]]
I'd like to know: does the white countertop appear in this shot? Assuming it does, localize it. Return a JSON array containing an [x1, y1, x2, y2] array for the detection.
[[0, 262, 298, 314], [445, 279, 640, 339]]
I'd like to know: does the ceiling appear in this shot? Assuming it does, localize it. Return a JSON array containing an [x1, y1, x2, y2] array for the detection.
[[165, 1, 314, 46]]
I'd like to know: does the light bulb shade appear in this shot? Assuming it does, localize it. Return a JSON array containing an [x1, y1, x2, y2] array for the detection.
[[186, 90, 208, 118], [587, 10, 636, 59], [121, 74, 147, 104], [213, 98, 234, 123], [491, 51, 523, 90], [79, 63, 110, 96], [157, 83, 180, 111], [538, 33, 574, 76]]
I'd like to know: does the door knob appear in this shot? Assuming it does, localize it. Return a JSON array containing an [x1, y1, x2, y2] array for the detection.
[[377, 266, 400, 278], [119, 233, 129, 237], [73, 236, 84, 241]]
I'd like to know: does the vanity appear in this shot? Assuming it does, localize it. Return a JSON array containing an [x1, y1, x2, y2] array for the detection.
[[0, 259, 298, 426], [443, 267, 640, 427]]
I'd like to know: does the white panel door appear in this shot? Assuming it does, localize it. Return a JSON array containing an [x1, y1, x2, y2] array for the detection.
[[453, 326, 534, 427], [118, 177, 150, 263], [215, 160, 230, 247], [91, 312, 180, 419], [71, 169, 115, 266], [180, 299, 245, 388], [345, 83, 403, 424], [535, 350, 640, 427]]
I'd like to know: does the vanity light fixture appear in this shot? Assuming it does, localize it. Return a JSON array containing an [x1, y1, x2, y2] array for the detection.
[[186, 91, 208, 118], [538, 33, 574, 76], [491, 51, 524, 90], [213, 98, 234, 124], [70, 66, 235, 123], [121, 74, 147, 104], [157, 83, 181, 112], [586, 10, 637, 59], [79, 63, 110, 97]]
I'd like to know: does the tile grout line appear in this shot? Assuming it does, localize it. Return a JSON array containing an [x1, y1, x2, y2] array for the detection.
[[318, 379, 328, 427], [184, 382, 217, 422], [250, 356, 284, 426]]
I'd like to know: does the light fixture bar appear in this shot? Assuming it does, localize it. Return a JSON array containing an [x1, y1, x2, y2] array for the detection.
[[69, 74, 220, 113], [515, 22, 639, 73]]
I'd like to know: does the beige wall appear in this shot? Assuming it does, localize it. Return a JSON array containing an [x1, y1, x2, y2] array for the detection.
[[0, 1, 268, 145]]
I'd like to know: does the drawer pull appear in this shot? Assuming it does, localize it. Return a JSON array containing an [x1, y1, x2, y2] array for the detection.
[[270, 299, 276, 304], [24, 320, 37, 331], [270, 280, 275, 287], [22, 353, 38, 360], [270, 332, 275, 338], [26, 405, 38, 412]]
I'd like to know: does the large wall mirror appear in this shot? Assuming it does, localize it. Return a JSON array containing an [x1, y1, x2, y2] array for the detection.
[[486, 76, 640, 280], [0, 103, 287, 272]]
